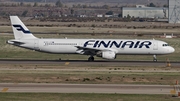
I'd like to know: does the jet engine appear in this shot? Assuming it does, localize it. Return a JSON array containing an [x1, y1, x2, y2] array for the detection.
[[96, 51, 116, 59]]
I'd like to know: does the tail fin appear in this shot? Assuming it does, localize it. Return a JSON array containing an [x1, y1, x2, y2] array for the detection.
[[10, 16, 37, 40]]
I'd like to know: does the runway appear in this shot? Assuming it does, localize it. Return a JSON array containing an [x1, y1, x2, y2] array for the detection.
[[0, 83, 174, 94], [0, 60, 179, 94], [0, 60, 180, 67]]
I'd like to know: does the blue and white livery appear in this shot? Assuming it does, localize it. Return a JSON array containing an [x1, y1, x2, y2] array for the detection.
[[7, 16, 175, 61]]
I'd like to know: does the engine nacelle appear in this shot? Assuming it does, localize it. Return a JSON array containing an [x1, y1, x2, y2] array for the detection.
[[96, 51, 116, 59]]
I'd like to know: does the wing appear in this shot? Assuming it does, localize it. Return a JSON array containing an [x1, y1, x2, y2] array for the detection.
[[75, 46, 113, 55]]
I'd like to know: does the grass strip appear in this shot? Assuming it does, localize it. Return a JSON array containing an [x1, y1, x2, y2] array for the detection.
[[0, 93, 179, 101]]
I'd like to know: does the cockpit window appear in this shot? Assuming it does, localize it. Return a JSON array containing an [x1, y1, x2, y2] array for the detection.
[[162, 44, 169, 47]]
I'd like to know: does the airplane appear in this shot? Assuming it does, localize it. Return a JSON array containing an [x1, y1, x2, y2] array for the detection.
[[7, 16, 175, 61]]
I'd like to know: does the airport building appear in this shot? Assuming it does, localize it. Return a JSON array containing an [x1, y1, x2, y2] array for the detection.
[[169, 0, 180, 23], [122, 5, 168, 19]]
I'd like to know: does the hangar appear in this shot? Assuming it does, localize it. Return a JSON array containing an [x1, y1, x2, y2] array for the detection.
[[122, 5, 168, 19], [169, 0, 180, 23]]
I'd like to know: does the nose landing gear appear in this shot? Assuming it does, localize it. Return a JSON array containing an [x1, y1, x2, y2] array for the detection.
[[153, 55, 157, 62]]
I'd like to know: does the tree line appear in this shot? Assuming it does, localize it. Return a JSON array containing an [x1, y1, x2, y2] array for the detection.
[[0, 0, 63, 7]]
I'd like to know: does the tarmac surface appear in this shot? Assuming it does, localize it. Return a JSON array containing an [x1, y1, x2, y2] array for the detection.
[[0, 83, 174, 94], [0, 60, 180, 67], [0, 60, 179, 94]]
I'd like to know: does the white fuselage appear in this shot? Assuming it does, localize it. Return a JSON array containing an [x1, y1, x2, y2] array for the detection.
[[8, 38, 175, 55]]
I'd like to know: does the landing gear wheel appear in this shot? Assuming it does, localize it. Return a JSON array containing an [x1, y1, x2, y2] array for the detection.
[[153, 59, 157, 62], [153, 55, 157, 62], [88, 56, 94, 61]]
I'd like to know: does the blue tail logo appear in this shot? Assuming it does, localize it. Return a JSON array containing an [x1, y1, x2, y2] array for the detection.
[[13, 25, 31, 34]]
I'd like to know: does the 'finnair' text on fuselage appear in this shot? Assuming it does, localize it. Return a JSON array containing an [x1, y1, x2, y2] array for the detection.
[[83, 40, 152, 48]]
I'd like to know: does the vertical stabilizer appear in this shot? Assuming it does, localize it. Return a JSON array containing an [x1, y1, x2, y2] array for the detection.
[[10, 16, 37, 40]]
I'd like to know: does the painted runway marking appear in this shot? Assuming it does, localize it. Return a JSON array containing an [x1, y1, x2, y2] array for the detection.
[[1, 88, 9, 92], [65, 62, 70, 65]]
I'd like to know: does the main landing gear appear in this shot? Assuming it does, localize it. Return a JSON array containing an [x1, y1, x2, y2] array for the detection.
[[88, 56, 94, 61], [153, 55, 157, 62]]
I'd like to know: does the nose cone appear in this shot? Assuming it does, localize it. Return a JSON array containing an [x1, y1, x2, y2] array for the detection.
[[170, 47, 175, 53], [168, 47, 175, 53]]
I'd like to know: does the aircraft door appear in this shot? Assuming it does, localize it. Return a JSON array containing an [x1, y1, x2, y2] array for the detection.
[[153, 41, 158, 50], [34, 39, 39, 50], [79, 42, 83, 46]]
